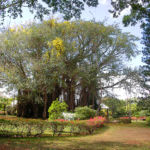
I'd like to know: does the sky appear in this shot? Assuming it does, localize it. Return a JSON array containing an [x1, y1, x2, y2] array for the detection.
[[0, 0, 145, 99]]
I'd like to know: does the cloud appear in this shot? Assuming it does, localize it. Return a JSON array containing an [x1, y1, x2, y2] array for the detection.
[[99, 0, 107, 5], [120, 6, 131, 16]]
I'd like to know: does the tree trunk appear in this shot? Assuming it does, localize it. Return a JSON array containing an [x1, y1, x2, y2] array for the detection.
[[97, 97, 102, 116], [70, 87, 75, 110], [66, 78, 75, 111], [17, 89, 22, 117], [33, 104, 38, 118], [43, 88, 48, 119], [3, 105, 6, 115], [92, 94, 95, 109], [80, 87, 88, 106]]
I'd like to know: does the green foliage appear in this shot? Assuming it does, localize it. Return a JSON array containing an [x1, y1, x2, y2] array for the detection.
[[0, 118, 49, 137], [137, 110, 150, 117], [75, 106, 96, 120], [0, 20, 139, 117], [137, 98, 150, 116], [0, 117, 105, 137], [0, 97, 13, 115], [103, 97, 126, 118], [141, 10, 150, 91], [48, 99, 68, 120], [146, 117, 150, 126], [0, 0, 98, 21], [111, 1, 150, 93], [138, 98, 150, 111], [111, 0, 149, 27], [0, 97, 12, 109], [49, 118, 104, 136], [6, 106, 17, 115]]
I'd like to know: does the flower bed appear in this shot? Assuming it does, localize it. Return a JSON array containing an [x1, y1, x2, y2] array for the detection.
[[119, 116, 147, 123], [0, 118, 49, 137], [0, 116, 105, 137], [50, 116, 106, 136], [138, 116, 147, 121], [131, 116, 147, 121], [119, 117, 131, 123]]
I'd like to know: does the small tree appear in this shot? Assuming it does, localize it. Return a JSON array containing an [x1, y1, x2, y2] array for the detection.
[[48, 99, 68, 120], [0, 97, 12, 115], [75, 106, 96, 120]]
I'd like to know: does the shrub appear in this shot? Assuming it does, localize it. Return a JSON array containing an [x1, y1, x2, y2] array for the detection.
[[119, 117, 131, 123], [0, 116, 105, 137], [75, 106, 96, 120], [49, 116, 105, 136], [48, 99, 68, 120], [0, 118, 49, 137], [6, 105, 17, 115], [146, 117, 150, 126], [138, 110, 150, 117]]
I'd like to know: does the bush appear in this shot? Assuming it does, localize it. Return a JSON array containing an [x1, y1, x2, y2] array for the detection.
[[119, 117, 131, 123], [146, 117, 150, 126], [75, 106, 96, 120], [6, 105, 17, 115], [48, 99, 68, 120], [49, 116, 105, 136], [138, 110, 150, 117], [0, 116, 105, 137], [0, 118, 49, 137]]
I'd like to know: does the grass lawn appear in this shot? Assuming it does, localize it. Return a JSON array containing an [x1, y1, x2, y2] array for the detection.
[[0, 120, 150, 150]]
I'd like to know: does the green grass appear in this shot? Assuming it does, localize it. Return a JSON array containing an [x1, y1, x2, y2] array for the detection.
[[0, 121, 150, 150]]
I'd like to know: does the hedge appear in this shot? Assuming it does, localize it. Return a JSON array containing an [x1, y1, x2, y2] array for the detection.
[[0, 116, 105, 137]]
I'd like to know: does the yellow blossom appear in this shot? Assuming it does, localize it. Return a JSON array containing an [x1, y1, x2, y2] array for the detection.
[[9, 28, 15, 32], [45, 19, 56, 27], [47, 37, 64, 58], [52, 37, 64, 52]]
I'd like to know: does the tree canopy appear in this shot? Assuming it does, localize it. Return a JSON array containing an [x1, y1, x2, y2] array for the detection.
[[110, 0, 150, 27], [102, 97, 126, 118], [0, 0, 98, 21], [0, 20, 139, 118]]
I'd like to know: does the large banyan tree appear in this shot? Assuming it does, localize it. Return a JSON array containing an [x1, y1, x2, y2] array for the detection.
[[0, 20, 138, 118]]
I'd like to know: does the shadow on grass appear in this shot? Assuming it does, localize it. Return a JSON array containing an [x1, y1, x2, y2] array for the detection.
[[0, 126, 110, 149], [0, 125, 110, 139], [0, 140, 150, 150], [106, 121, 150, 128]]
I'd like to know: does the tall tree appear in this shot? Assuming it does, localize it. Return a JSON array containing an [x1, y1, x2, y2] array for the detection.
[[0, 20, 139, 118], [141, 9, 150, 91], [111, 1, 150, 96]]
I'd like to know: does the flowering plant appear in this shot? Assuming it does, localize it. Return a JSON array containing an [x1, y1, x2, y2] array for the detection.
[[119, 117, 131, 123]]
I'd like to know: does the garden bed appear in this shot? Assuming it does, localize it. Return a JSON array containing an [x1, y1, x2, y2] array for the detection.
[[0, 116, 105, 137]]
